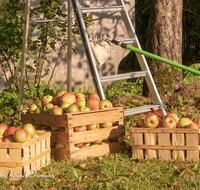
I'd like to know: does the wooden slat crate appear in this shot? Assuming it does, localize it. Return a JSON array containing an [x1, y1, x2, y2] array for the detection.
[[130, 128, 200, 161], [21, 107, 125, 160], [0, 131, 51, 178]]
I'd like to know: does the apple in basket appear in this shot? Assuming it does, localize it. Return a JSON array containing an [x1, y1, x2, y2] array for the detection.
[[23, 123, 36, 137], [99, 100, 113, 109], [0, 124, 8, 138], [187, 122, 199, 129], [100, 122, 113, 128], [4, 127, 17, 137], [163, 116, 177, 128], [13, 129, 29, 143], [165, 113, 179, 123], [54, 90, 67, 106], [87, 97, 100, 110], [42, 95, 54, 106], [87, 93, 100, 101], [177, 118, 193, 128], [144, 113, 159, 128], [3, 135, 15, 142], [60, 92, 76, 105], [137, 114, 147, 127], [74, 125, 87, 132]]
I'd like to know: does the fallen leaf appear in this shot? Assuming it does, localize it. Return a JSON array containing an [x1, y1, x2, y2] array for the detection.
[[78, 176, 82, 183], [166, 182, 170, 187], [112, 178, 121, 184], [46, 188, 57, 190], [125, 172, 136, 176], [79, 163, 86, 168], [58, 179, 67, 184], [177, 168, 194, 176], [57, 174, 62, 178], [139, 156, 143, 163], [174, 181, 181, 185]]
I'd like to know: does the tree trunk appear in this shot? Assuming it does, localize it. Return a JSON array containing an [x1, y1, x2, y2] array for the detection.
[[143, 0, 183, 96]]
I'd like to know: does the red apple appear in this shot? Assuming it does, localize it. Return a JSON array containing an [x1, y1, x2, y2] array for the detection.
[[137, 114, 147, 127], [13, 129, 29, 143], [87, 97, 100, 110], [77, 99, 87, 108], [3, 135, 15, 142], [23, 123, 36, 137], [163, 116, 177, 128], [81, 142, 91, 148], [4, 127, 17, 137], [60, 92, 76, 105], [67, 104, 79, 113], [99, 100, 112, 109], [75, 143, 84, 148], [187, 123, 199, 129], [51, 107, 63, 115], [165, 113, 179, 123], [54, 90, 67, 106], [43, 103, 54, 114], [87, 93, 100, 101], [0, 124, 8, 138], [177, 118, 193, 128], [100, 122, 113, 128], [60, 127, 65, 132], [196, 119, 200, 128], [74, 125, 87, 132], [42, 95, 54, 106], [144, 114, 159, 128]]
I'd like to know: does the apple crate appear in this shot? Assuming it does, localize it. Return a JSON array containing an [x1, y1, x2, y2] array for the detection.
[[130, 127, 200, 161], [21, 107, 125, 160], [0, 131, 51, 178]]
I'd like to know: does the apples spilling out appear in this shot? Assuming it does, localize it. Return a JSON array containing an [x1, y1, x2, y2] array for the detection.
[[136, 112, 200, 129], [0, 123, 40, 143]]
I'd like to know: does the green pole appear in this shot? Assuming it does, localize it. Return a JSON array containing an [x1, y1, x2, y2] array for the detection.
[[106, 37, 200, 76]]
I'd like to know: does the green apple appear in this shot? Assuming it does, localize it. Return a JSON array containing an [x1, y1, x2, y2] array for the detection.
[[35, 106, 44, 113], [87, 124, 98, 130], [60, 102, 71, 113], [29, 104, 38, 113], [79, 107, 90, 112], [100, 122, 113, 128], [43, 103, 54, 114], [77, 99, 87, 108], [23, 123, 36, 137]]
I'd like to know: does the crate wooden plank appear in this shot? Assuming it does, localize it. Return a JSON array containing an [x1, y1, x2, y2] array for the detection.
[[130, 128, 200, 134], [0, 149, 8, 177], [51, 148, 71, 160], [70, 142, 125, 160], [186, 134, 199, 162], [35, 141, 41, 170], [30, 144, 35, 170], [9, 149, 22, 176], [46, 137, 51, 165], [69, 125, 125, 145], [144, 133, 157, 159], [41, 139, 46, 166], [51, 131, 69, 144], [67, 108, 124, 128], [172, 133, 185, 160], [21, 113, 67, 128], [131, 133, 143, 159], [23, 146, 30, 175], [158, 133, 171, 160]]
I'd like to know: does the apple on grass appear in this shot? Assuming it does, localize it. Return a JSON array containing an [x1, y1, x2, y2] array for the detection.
[[4, 127, 17, 137], [13, 129, 29, 143], [54, 90, 67, 106], [60, 92, 76, 105], [67, 104, 79, 113], [187, 122, 199, 129], [100, 122, 113, 128], [177, 118, 193, 128], [43, 103, 54, 114], [23, 123, 36, 137], [0, 124, 8, 138], [99, 100, 113, 109], [137, 114, 147, 127], [74, 125, 87, 132], [87, 97, 100, 110], [163, 116, 177, 128], [41, 95, 54, 107], [144, 113, 159, 128]]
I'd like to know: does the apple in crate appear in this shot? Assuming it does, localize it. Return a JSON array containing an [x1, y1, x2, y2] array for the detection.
[[3, 135, 15, 142], [165, 113, 179, 123], [100, 122, 113, 128], [144, 114, 159, 128], [0, 137, 3, 142], [87, 97, 100, 110], [87, 93, 100, 101], [5, 127, 17, 137], [0, 124, 8, 138], [187, 122, 199, 129], [23, 123, 36, 137], [196, 119, 200, 128], [60, 102, 71, 113], [163, 116, 177, 128], [81, 142, 91, 148], [54, 90, 67, 106], [60, 127, 65, 132], [75, 92, 85, 98], [60, 92, 76, 105], [99, 100, 113, 109], [35, 106, 44, 113], [74, 125, 87, 132], [51, 107, 63, 115], [77, 99, 87, 108], [177, 118, 193, 128], [67, 104, 79, 113], [43, 103, 54, 114], [75, 143, 84, 148], [79, 107, 90, 112], [93, 139, 102, 144], [55, 143, 66, 149], [76, 95, 86, 104], [29, 104, 38, 113], [87, 124, 99, 130], [137, 114, 147, 127], [13, 129, 29, 143], [42, 95, 54, 106]]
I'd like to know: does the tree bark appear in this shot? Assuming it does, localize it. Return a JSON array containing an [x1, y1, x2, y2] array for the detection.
[[143, 0, 183, 96]]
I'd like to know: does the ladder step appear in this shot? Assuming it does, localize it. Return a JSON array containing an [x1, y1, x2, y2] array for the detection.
[[124, 103, 162, 116], [80, 6, 124, 13], [110, 38, 136, 45], [29, 18, 70, 24], [100, 71, 148, 83]]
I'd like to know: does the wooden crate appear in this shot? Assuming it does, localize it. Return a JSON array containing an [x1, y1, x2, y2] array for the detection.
[[130, 127, 200, 161], [0, 131, 51, 178], [21, 107, 125, 160]]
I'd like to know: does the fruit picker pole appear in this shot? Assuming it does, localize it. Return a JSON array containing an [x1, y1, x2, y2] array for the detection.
[[106, 37, 200, 76]]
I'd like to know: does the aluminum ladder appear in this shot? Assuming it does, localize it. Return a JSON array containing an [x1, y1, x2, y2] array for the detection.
[[71, 0, 166, 116]]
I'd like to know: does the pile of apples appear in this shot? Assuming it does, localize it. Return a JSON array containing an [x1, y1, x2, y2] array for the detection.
[[0, 123, 39, 143], [136, 112, 200, 129]]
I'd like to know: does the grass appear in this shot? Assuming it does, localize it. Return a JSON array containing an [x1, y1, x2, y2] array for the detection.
[[1, 77, 200, 189]]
